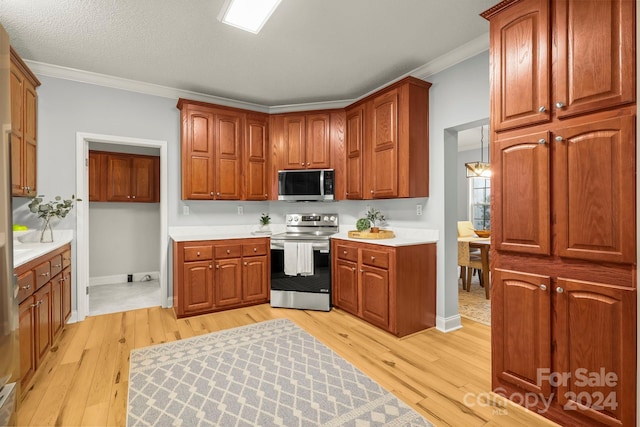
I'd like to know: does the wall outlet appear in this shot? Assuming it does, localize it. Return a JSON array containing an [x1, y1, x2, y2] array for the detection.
[[237, 206, 244, 215], [127, 274, 133, 283], [416, 204, 423, 216], [183, 205, 190, 215]]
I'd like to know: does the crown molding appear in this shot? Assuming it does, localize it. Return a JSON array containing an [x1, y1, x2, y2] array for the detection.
[[24, 32, 488, 113]]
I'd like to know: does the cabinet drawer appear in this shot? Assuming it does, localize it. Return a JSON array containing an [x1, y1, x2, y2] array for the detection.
[[243, 242, 268, 257], [17, 270, 35, 303], [336, 245, 358, 262], [215, 245, 242, 259], [183, 246, 213, 261], [50, 254, 63, 278], [34, 261, 51, 289], [62, 250, 71, 269], [361, 249, 389, 269]]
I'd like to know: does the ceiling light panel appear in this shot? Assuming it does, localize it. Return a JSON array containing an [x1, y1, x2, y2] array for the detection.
[[219, 0, 282, 34]]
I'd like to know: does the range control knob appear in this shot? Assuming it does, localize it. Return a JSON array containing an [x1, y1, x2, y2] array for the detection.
[[323, 216, 329, 221], [330, 216, 336, 221]]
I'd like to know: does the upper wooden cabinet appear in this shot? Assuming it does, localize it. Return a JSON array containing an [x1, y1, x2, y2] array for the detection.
[[279, 112, 331, 170], [345, 77, 430, 199], [178, 99, 272, 201], [10, 47, 40, 197], [484, 0, 635, 132], [89, 150, 159, 203]]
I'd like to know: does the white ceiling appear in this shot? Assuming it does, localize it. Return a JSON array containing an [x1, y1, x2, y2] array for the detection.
[[0, 0, 494, 107]]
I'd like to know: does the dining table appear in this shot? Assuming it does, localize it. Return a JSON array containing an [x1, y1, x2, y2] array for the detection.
[[458, 236, 491, 299]]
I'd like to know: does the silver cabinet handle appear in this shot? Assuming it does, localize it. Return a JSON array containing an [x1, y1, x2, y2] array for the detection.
[[538, 106, 546, 113], [555, 102, 565, 108], [555, 136, 564, 142], [556, 287, 564, 293], [539, 284, 547, 291], [538, 138, 546, 145]]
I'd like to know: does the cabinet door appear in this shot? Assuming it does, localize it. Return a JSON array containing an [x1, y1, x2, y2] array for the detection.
[[370, 89, 398, 198], [492, 269, 551, 396], [18, 298, 35, 388], [183, 107, 215, 199], [215, 258, 242, 307], [345, 106, 364, 199], [62, 267, 72, 322], [493, 131, 550, 255], [88, 151, 103, 201], [23, 79, 37, 195], [554, 278, 636, 427], [360, 265, 389, 330], [51, 275, 63, 342], [489, 0, 550, 131], [244, 115, 269, 200], [334, 259, 359, 316], [305, 113, 331, 169], [215, 112, 242, 199], [131, 156, 158, 202], [34, 282, 52, 368], [105, 154, 132, 202], [10, 63, 25, 196], [182, 261, 214, 314], [282, 115, 306, 169], [554, 0, 635, 119], [242, 255, 268, 302], [554, 115, 635, 264]]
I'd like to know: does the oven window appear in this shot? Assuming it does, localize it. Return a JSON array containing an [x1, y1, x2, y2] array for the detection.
[[270, 249, 330, 293], [281, 171, 321, 195]]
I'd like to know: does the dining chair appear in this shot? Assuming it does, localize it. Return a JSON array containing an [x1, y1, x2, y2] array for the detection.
[[457, 220, 476, 237], [458, 240, 483, 291]]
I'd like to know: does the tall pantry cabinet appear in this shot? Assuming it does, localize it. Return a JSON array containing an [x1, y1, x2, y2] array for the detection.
[[482, 0, 636, 426]]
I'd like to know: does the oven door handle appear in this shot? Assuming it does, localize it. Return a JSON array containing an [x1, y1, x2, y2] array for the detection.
[[270, 241, 330, 252]]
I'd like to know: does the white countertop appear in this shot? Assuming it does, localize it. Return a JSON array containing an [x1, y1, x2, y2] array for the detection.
[[13, 229, 74, 268], [170, 225, 438, 247]]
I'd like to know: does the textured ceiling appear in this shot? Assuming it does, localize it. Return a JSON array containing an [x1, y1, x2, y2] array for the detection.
[[0, 0, 494, 106]]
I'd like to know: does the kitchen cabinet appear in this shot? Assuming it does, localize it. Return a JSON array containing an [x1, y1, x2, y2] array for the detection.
[[331, 239, 436, 337], [16, 244, 72, 391], [244, 113, 270, 200], [487, 0, 634, 132], [178, 100, 244, 200], [10, 47, 40, 197], [482, 0, 636, 425], [89, 150, 159, 203], [345, 76, 430, 199], [173, 238, 270, 318], [280, 113, 331, 170]]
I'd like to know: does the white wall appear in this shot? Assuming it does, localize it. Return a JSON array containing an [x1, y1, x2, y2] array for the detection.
[[89, 202, 160, 277]]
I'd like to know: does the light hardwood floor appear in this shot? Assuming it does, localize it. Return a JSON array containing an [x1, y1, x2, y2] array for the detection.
[[17, 304, 558, 426]]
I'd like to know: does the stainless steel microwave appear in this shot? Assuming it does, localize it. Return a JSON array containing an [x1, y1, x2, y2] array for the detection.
[[278, 169, 335, 201]]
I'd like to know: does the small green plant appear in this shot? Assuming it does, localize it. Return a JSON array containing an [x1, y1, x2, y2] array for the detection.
[[365, 207, 386, 228], [356, 218, 370, 231], [28, 195, 80, 220], [259, 213, 271, 226]]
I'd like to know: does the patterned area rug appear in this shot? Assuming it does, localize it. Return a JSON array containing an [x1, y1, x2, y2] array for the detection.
[[458, 276, 491, 326], [127, 319, 433, 426]]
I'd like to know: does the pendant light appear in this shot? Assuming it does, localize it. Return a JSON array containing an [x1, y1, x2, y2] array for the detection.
[[465, 125, 491, 178]]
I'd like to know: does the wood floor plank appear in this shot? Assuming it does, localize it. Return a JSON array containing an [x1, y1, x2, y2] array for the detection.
[[18, 303, 560, 427]]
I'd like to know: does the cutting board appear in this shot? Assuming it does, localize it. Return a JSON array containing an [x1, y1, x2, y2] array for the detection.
[[347, 230, 395, 239]]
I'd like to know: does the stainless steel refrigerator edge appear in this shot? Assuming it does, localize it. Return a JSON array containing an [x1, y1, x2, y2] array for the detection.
[[0, 22, 18, 426]]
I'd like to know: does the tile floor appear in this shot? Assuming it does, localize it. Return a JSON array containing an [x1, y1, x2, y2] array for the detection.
[[88, 280, 161, 316]]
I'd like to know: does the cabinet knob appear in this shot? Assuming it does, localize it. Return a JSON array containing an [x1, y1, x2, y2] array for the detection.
[[244, 262, 248, 266], [555, 136, 564, 142], [343, 251, 348, 255], [253, 247, 257, 252], [59, 277, 65, 284], [210, 192, 214, 196], [538, 106, 546, 113], [370, 190, 374, 194], [556, 287, 564, 293], [63, 257, 71, 262], [216, 192, 220, 196], [306, 163, 310, 166], [371, 256, 375, 261], [301, 163, 305, 166], [359, 269, 363, 273], [40, 272, 50, 277], [127, 195, 131, 199], [352, 267, 356, 271], [21, 284, 31, 290], [209, 264, 212, 269], [555, 101, 565, 109], [54, 263, 62, 268], [216, 265, 220, 269], [132, 195, 136, 199], [539, 284, 547, 291], [538, 138, 546, 145], [226, 249, 231, 254], [197, 251, 201, 256], [264, 194, 268, 197]]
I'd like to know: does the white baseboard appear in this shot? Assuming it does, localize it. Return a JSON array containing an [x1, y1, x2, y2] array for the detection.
[[436, 314, 463, 333], [89, 271, 160, 287], [68, 310, 79, 324]]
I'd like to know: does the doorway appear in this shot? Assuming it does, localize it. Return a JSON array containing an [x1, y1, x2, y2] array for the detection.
[[75, 133, 169, 322]]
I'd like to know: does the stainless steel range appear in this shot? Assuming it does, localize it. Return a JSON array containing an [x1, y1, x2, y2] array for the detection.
[[270, 213, 339, 311]]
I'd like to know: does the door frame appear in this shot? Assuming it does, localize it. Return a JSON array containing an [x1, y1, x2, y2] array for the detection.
[[75, 132, 169, 321]]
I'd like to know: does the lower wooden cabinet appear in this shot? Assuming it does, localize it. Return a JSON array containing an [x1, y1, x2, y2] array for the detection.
[[493, 268, 636, 427], [331, 238, 436, 337], [173, 238, 270, 317], [16, 244, 72, 391]]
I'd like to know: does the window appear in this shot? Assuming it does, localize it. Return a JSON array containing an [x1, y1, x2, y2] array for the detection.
[[469, 177, 490, 230]]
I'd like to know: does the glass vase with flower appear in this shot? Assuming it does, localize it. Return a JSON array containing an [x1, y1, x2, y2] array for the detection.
[[28, 195, 80, 242]]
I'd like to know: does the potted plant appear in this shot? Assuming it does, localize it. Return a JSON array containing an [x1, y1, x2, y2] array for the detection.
[[259, 212, 271, 231], [28, 194, 80, 242], [365, 207, 386, 233]]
